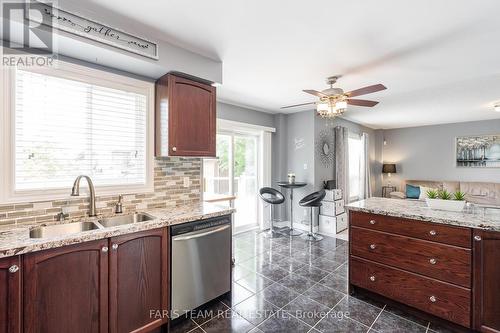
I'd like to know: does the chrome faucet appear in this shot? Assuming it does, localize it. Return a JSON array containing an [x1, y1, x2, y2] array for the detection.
[[71, 175, 97, 217]]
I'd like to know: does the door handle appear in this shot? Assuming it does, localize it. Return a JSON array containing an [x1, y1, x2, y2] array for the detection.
[[173, 225, 230, 241]]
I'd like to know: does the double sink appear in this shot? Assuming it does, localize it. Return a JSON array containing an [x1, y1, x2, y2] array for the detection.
[[29, 213, 154, 239]]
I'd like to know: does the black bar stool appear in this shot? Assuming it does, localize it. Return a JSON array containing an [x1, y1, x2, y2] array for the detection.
[[259, 187, 285, 238], [299, 190, 326, 241]]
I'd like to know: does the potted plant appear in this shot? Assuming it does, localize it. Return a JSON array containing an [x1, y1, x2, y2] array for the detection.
[[425, 189, 466, 212]]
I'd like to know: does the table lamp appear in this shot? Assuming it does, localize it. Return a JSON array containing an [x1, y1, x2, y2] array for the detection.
[[382, 163, 397, 186]]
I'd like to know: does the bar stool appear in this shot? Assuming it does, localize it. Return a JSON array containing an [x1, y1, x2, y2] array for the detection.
[[259, 187, 285, 238], [299, 190, 326, 241]]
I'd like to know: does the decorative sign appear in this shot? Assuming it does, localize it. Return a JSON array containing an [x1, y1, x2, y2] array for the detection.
[[27, 2, 159, 59]]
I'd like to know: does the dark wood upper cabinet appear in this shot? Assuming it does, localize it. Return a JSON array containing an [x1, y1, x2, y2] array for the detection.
[[473, 229, 500, 333], [155, 73, 216, 157], [0, 256, 21, 333], [109, 228, 169, 333], [23, 239, 109, 333]]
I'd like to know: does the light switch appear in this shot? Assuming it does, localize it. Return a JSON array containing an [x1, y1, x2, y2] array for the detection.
[[303, 163, 308, 170]]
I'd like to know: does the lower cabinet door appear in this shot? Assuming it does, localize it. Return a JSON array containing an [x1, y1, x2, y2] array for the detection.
[[23, 239, 109, 333], [0, 256, 21, 333], [109, 228, 169, 333], [473, 230, 500, 333]]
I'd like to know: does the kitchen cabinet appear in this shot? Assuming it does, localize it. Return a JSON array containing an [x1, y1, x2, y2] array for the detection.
[[0, 256, 21, 333], [473, 229, 500, 333], [23, 239, 109, 333], [155, 73, 216, 157], [109, 228, 169, 333]]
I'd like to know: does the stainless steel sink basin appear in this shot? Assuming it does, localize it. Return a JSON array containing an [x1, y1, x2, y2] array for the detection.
[[30, 221, 101, 238], [98, 213, 154, 228]]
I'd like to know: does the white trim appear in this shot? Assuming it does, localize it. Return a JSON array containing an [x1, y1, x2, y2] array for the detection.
[[217, 118, 276, 133], [0, 60, 155, 204]]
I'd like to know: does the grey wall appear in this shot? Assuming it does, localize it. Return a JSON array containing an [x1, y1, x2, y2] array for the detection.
[[217, 102, 275, 128], [381, 119, 500, 190]]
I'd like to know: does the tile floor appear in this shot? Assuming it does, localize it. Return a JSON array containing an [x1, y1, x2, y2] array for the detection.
[[170, 230, 449, 333]]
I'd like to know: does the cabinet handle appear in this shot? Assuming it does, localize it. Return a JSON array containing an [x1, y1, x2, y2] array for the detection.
[[369, 220, 376, 225], [429, 295, 437, 303], [474, 235, 482, 241], [172, 146, 177, 152], [112, 244, 119, 250], [369, 275, 376, 282], [9, 265, 19, 273], [429, 258, 437, 265], [101, 246, 109, 253], [369, 244, 376, 250], [429, 230, 437, 236]]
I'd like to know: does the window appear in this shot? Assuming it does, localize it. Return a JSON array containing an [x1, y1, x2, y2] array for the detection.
[[348, 134, 363, 201], [0, 62, 154, 202]]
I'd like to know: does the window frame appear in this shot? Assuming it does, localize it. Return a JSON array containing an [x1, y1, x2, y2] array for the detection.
[[348, 132, 363, 202], [0, 61, 155, 204]]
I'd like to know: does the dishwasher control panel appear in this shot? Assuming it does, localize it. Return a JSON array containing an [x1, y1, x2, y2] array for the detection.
[[170, 214, 231, 236]]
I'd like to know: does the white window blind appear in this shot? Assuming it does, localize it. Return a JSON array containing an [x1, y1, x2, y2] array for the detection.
[[13, 68, 149, 192], [348, 135, 362, 201]]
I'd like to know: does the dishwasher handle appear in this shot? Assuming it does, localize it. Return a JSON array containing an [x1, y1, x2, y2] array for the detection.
[[172, 225, 230, 241]]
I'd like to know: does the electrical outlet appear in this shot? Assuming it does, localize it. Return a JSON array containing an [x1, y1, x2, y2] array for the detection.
[[183, 177, 190, 188]]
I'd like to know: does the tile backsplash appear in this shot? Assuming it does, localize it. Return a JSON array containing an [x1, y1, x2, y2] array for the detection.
[[0, 157, 202, 226]]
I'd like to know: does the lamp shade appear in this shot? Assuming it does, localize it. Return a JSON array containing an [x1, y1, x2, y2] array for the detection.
[[382, 163, 396, 174]]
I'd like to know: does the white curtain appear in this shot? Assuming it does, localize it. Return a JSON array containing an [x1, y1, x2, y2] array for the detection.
[[335, 126, 349, 203], [360, 132, 372, 199]]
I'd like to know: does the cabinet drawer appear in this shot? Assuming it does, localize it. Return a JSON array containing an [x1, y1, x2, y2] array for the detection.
[[351, 226, 471, 287], [320, 200, 345, 216], [319, 213, 347, 235], [350, 256, 471, 328], [350, 211, 471, 248], [324, 189, 342, 201]]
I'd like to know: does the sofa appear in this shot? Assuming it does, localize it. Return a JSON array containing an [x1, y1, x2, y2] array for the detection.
[[389, 180, 500, 207]]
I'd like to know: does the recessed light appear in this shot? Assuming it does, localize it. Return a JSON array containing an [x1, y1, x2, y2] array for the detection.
[[495, 104, 500, 112]]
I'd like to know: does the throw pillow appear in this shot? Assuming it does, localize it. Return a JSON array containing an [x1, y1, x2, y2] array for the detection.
[[406, 184, 420, 199]]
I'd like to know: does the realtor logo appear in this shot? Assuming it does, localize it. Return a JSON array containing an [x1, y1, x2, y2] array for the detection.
[[2, 0, 56, 66]]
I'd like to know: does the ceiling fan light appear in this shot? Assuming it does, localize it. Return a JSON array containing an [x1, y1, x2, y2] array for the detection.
[[495, 104, 500, 112], [316, 102, 330, 112], [335, 101, 347, 111]]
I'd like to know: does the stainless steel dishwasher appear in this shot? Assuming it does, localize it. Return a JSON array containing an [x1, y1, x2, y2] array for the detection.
[[170, 215, 232, 319]]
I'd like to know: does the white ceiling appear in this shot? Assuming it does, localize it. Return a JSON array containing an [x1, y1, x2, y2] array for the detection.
[[80, 0, 500, 129]]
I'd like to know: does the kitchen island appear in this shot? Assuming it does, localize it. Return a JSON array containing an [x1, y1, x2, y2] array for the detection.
[[346, 198, 500, 333]]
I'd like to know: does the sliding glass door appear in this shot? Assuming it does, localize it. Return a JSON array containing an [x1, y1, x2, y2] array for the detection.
[[203, 131, 260, 232]]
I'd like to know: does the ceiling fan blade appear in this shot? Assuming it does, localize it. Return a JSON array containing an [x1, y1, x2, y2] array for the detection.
[[347, 99, 379, 107], [303, 89, 328, 98], [280, 102, 316, 109], [345, 84, 387, 97]]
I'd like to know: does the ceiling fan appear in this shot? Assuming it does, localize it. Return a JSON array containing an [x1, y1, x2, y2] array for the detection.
[[281, 76, 387, 119]]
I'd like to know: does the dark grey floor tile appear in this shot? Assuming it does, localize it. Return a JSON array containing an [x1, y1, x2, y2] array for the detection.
[[257, 283, 300, 308], [315, 315, 370, 333], [428, 322, 459, 333], [349, 292, 387, 309], [233, 265, 254, 281], [200, 310, 255, 333], [318, 273, 348, 294], [384, 305, 430, 327], [371, 311, 427, 333], [192, 300, 230, 325], [332, 262, 348, 279], [277, 273, 316, 293], [273, 257, 306, 273], [257, 313, 312, 333], [294, 265, 330, 282], [290, 250, 315, 264], [233, 294, 279, 325], [236, 272, 275, 293], [222, 282, 255, 307], [303, 284, 345, 308], [310, 257, 343, 272], [169, 317, 199, 333], [320, 249, 348, 264], [283, 295, 330, 326], [333, 296, 383, 327], [314, 237, 346, 250], [255, 264, 290, 281]]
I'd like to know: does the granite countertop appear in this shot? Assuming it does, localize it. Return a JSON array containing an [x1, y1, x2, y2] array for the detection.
[[0, 202, 234, 259], [346, 197, 500, 231]]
